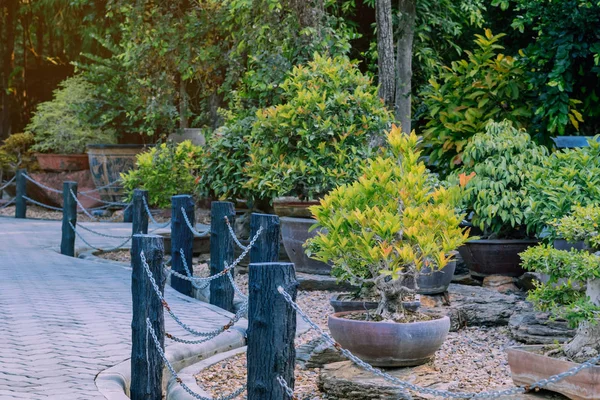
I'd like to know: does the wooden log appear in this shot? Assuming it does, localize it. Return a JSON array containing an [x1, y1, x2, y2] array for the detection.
[[171, 195, 194, 296], [209, 201, 235, 312], [60, 181, 78, 257], [15, 169, 26, 219], [131, 234, 165, 400], [247, 262, 298, 400], [123, 203, 133, 223], [249, 213, 280, 264], [132, 189, 149, 236]]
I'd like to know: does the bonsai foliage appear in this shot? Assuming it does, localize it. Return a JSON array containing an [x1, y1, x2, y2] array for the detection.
[[121, 141, 203, 208], [0, 133, 38, 180], [306, 126, 469, 319], [526, 137, 600, 237], [456, 120, 547, 238], [25, 76, 117, 154], [245, 53, 393, 202]]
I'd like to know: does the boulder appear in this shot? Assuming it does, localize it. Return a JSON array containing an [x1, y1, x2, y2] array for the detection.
[[25, 171, 103, 209], [296, 337, 346, 369], [451, 273, 482, 286], [482, 275, 520, 294], [509, 312, 575, 344]]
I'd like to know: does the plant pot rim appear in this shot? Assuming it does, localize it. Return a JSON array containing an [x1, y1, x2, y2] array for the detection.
[[329, 311, 449, 327], [280, 216, 317, 223], [466, 239, 539, 245], [35, 152, 87, 156], [86, 144, 154, 149]]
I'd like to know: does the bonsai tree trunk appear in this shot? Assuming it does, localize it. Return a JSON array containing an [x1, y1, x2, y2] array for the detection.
[[375, 273, 417, 321], [564, 278, 600, 363], [375, 0, 395, 110], [394, 0, 416, 134]]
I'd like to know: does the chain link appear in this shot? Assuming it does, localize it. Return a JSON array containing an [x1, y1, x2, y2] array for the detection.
[[276, 376, 298, 400], [277, 286, 600, 399], [181, 206, 209, 236], [69, 221, 132, 252], [78, 190, 129, 207], [227, 269, 248, 300], [146, 318, 247, 400], [23, 173, 63, 194], [224, 216, 247, 250], [179, 248, 209, 290], [23, 196, 63, 211], [0, 176, 16, 191], [141, 196, 171, 228], [0, 198, 15, 210], [80, 178, 122, 194], [75, 222, 132, 239]]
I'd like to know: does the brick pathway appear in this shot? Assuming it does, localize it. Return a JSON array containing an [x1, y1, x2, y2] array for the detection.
[[0, 217, 235, 399]]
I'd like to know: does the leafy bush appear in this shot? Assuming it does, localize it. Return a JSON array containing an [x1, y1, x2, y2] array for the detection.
[[456, 120, 547, 238], [121, 141, 203, 208], [25, 76, 117, 154], [526, 137, 600, 237], [306, 127, 469, 319], [245, 53, 393, 201], [0, 133, 38, 180]]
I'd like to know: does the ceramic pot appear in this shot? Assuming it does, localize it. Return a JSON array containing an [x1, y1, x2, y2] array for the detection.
[[330, 294, 420, 314], [417, 260, 456, 294], [280, 216, 331, 275], [458, 239, 538, 278], [328, 311, 450, 367], [273, 197, 320, 218], [35, 153, 90, 172]]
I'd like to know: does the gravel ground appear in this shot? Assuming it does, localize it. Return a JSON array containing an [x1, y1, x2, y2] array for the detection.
[[0, 204, 129, 222]]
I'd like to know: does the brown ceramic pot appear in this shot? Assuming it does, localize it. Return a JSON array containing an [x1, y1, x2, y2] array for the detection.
[[273, 197, 320, 218], [280, 216, 331, 275], [328, 311, 450, 367], [458, 239, 538, 278], [507, 345, 600, 400], [35, 153, 90, 172]]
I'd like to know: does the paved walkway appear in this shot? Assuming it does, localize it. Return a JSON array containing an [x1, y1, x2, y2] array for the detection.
[[0, 217, 236, 399]]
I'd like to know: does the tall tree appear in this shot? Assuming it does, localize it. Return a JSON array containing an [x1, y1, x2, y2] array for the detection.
[[375, 0, 396, 109], [395, 0, 416, 133], [1, 0, 17, 141]]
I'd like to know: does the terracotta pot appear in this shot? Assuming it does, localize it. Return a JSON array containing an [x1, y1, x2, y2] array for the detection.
[[458, 239, 538, 278], [328, 311, 450, 367], [35, 153, 90, 172], [87, 144, 149, 202], [330, 294, 420, 314], [273, 197, 320, 218], [507, 345, 600, 400], [280, 216, 331, 275], [417, 260, 456, 295]]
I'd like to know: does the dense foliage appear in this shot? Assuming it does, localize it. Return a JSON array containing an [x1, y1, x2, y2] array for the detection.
[[306, 127, 469, 318], [121, 141, 203, 208], [245, 54, 393, 201], [456, 120, 547, 238], [0, 133, 37, 180]]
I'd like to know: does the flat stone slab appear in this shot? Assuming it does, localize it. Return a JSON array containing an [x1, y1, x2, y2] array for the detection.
[[509, 312, 575, 344]]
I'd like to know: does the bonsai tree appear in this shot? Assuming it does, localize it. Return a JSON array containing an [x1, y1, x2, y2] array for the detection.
[[306, 126, 470, 320], [454, 120, 548, 238], [0, 133, 38, 181], [244, 53, 394, 203], [520, 205, 600, 363], [526, 137, 600, 238], [26, 76, 117, 154]]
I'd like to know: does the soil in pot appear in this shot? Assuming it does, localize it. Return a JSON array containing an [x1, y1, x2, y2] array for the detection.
[[328, 311, 450, 367], [330, 293, 420, 313]]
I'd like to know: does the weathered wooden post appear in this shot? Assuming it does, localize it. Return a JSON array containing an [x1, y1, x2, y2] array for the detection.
[[15, 169, 26, 219], [123, 203, 133, 223], [247, 262, 298, 400], [210, 201, 235, 312], [249, 213, 280, 264], [131, 234, 165, 400], [171, 195, 194, 296], [131, 189, 149, 236], [60, 181, 78, 257]]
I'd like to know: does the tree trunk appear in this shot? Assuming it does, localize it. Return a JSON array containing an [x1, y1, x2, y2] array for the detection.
[[394, 0, 416, 134], [375, 0, 395, 110], [179, 77, 188, 129], [564, 278, 600, 363], [1, 0, 17, 141]]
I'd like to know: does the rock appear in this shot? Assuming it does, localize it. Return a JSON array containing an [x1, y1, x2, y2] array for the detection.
[[422, 284, 528, 331], [483, 275, 520, 293], [518, 272, 544, 291], [509, 312, 575, 345], [451, 273, 482, 286], [26, 171, 103, 209], [92, 209, 112, 218], [296, 337, 346, 369], [453, 251, 469, 276], [297, 273, 357, 292]]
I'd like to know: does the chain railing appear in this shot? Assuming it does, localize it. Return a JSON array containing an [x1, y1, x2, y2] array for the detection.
[[141, 196, 171, 228], [79, 177, 122, 194], [181, 206, 209, 236], [224, 216, 247, 250], [69, 221, 132, 252], [22, 173, 63, 194], [22, 196, 64, 211], [0, 176, 16, 191], [0, 198, 15, 210]]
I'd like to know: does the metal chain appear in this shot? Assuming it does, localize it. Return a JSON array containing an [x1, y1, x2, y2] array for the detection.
[[179, 248, 209, 290], [181, 206, 209, 237], [276, 376, 298, 400], [78, 190, 129, 206], [146, 318, 247, 400], [0, 198, 15, 210], [69, 221, 132, 252], [277, 286, 600, 399], [80, 178, 122, 194], [141, 251, 247, 337], [75, 222, 132, 239], [23, 173, 63, 194], [70, 189, 101, 220], [23, 196, 63, 211], [224, 216, 247, 250], [142, 196, 171, 227], [227, 269, 248, 300], [0, 176, 16, 191]]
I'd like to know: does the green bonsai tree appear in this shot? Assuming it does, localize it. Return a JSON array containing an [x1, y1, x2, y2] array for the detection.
[[454, 120, 547, 238], [306, 127, 470, 320], [25, 76, 117, 154], [0, 133, 38, 181], [244, 53, 393, 202], [520, 205, 600, 362]]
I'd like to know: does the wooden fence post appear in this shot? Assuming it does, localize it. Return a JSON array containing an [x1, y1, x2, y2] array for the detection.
[[249, 213, 280, 264], [209, 201, 235, 312], [123, 203, 133, 223], [60, 181, 78, 257], [15, 169, 26, 219], [131, 234, 165, 400], [171, 195, 194, 296], [247, 262, 298, 400], [132, 189, 149, 236]]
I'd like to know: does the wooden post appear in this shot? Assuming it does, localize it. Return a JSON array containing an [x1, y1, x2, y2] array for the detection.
[[171, 195, 194, 296], [131, 234, 164, 400], [247, 262, 298, 400], [132, 189, 149, 236], [209, 201, 235, 312], [123, 204, 133, 223], [60, 181, 78, 257], [249, 213, 280, 264], [15, 169, 26, 219]]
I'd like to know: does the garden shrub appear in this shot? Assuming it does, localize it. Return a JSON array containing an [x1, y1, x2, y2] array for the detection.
[[0, 133, 38, 180], [244, 53, 393, 202], [121, 140, 203, 208]]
